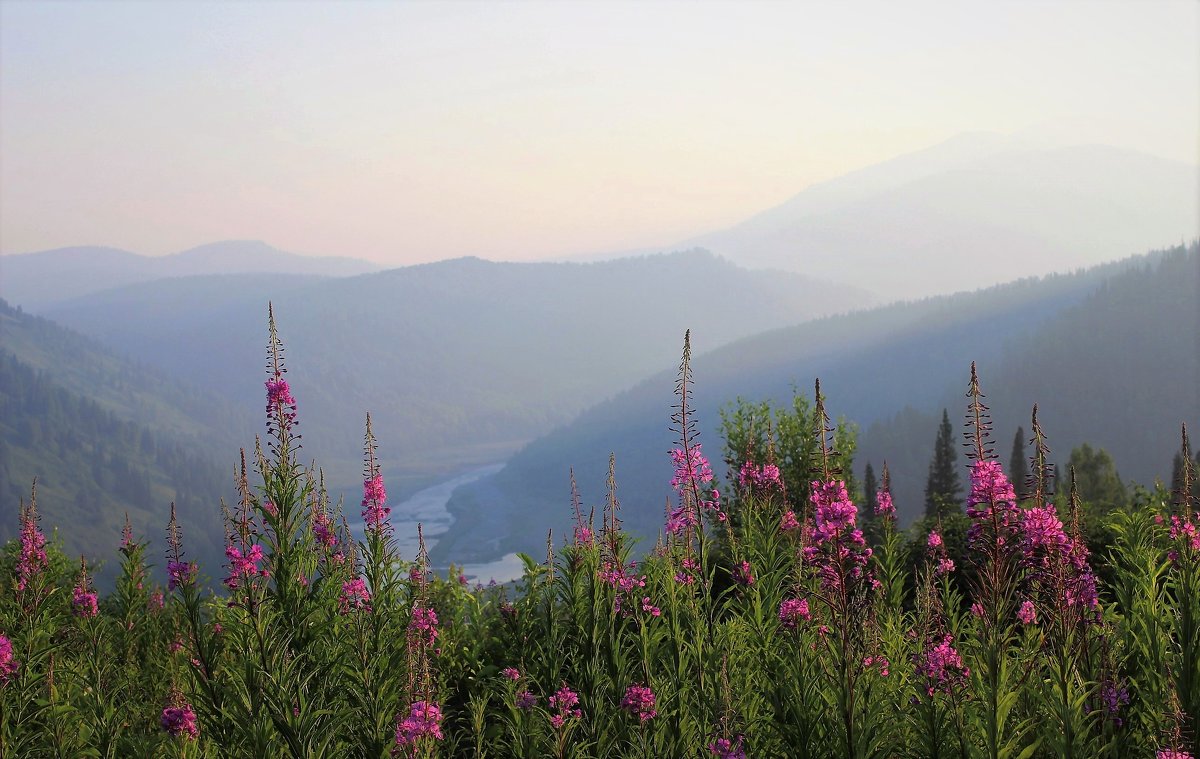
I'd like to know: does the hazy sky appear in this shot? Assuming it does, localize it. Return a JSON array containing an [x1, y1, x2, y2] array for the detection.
[[2, 0, 1196, 265]]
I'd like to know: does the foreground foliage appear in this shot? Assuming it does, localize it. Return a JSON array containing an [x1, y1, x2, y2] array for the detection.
[[2, 316, 1198, 759]]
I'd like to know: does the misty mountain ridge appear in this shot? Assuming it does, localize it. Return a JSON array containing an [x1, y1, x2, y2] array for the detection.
[[28, 249, 873, 500], [677, 134, 1198, 298], [432, 243, 1198, 565], [0, 300, 237, 587], [0, 239, 381, 309]]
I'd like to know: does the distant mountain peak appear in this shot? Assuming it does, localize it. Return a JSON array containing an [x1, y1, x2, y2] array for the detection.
[[176, 239, 278, 257], [683, 134, 1199, 300], [1, 241, 381, 310]]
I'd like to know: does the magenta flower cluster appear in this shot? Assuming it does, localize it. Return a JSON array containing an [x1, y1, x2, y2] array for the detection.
[[312, 510, 338, 549], [965, 461, 1020, 549], [620, 683, 657, 722], [1099, 680, 1130, 726], [160, 703, 199, 740], [803, 479, 873, 593], [265, 376, 297, 427], [674, 557, 700, 585], [1017, 600, 1038, 625], [410, 604, 439, 647], [810, 480, 857, 542], [573, 525, 595, 548], [863, 655, 890, 677], [1168, 511, 1200, 562], [0, 635, 18, 685], [361, 473, 390, 531], [167, 560, 197, 591], [515, 690, 538, 710], [548, 685, 582, 729], [733, 560, 755, 586], [926, 530, 955, 576], [339, 577, 371, 615], [667, 445, 722, 534], [223, 543, 267, 591], [914, 634, 968, 697], [874, 488, 895, 520], [708, 735, 747, 759], [1021, 504, 1100, 616], [738, 460, 783, 494], [779, 597, 812, 629], [1157, 751, 1195, 759], [779, 510, 800, 532], [16, 509, 48, 592], [601, 560, 655, 616], [72, 583, 99, 619], [394, 700, 444, 746]]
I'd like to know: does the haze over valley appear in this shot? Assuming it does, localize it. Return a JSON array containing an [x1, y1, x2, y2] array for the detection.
[[1, 1, 1197, 582]]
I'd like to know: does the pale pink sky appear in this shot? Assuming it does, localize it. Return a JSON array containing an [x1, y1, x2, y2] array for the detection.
[[1, 0, 1196, 265]]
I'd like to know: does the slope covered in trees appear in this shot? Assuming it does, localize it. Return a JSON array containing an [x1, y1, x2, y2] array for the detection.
[[437, 244, 1197, 564], [0, 351, 230, 586], [0, 299, 250, 452], [858, 243, 1198, 519], [34, 250, 873, 498]]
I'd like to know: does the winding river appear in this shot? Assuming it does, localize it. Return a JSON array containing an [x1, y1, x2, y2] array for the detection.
[[349, 463, 526, 584]]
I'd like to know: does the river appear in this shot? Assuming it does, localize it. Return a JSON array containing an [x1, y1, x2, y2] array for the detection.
[[348, 463, 527, 584]]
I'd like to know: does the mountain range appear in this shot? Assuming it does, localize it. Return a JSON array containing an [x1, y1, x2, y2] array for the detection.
[[3, 132, 1196, 574], [679, 134, 1198, 298], [432, 244, 1199, 565], [0, 240, 380, 310], [5, 250, 872, 502]]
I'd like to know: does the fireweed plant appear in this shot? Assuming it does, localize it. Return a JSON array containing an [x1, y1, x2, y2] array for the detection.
[[4, 314, 1200, 758]]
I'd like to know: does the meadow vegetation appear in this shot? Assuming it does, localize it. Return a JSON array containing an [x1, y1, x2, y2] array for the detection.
[[2, 314, 1198, 759]]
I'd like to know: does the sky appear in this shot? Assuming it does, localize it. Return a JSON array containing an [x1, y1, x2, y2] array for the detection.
[[1, 0, 1197, 266]]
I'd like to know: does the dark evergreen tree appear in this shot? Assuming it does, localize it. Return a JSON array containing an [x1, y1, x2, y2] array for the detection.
[[860, 461, 879, 539], [924, 408, 962, 519], [1009, 426, 1029, 500], [1170, 427, 1199, 505], [862, 461, 878, 515], [1068, 443, 1128, 511]]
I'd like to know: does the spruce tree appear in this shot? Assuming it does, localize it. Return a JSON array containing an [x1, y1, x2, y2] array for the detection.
[[861, 461, 879, 539], [924, 409, 963, 519], [1170, 433, 1200, 504], [1009, 426, 1029, 501], [863, 461, 878, 515]]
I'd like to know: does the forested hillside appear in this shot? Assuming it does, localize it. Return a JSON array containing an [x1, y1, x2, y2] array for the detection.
[[0, 299, 250, 452], [436, 244, 1198, 564], [858, 244, 1199, 516], [35, 250, 874, 497], [0, 352, 229, 586]]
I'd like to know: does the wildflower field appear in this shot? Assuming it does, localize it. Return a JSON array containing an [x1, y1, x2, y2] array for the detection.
[[2, 314, 1198, 759]]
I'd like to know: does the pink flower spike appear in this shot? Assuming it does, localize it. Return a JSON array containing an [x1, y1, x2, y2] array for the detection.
[[339, 577, 371, 615], [161, 702, 199, 740], [0, 635, 19, 684], [394, 700, 444, 746], [779, 597, 812, 629], [779, 510, 800, 532], [621, 683, 657, 723], [361, 473, 390, 531]]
